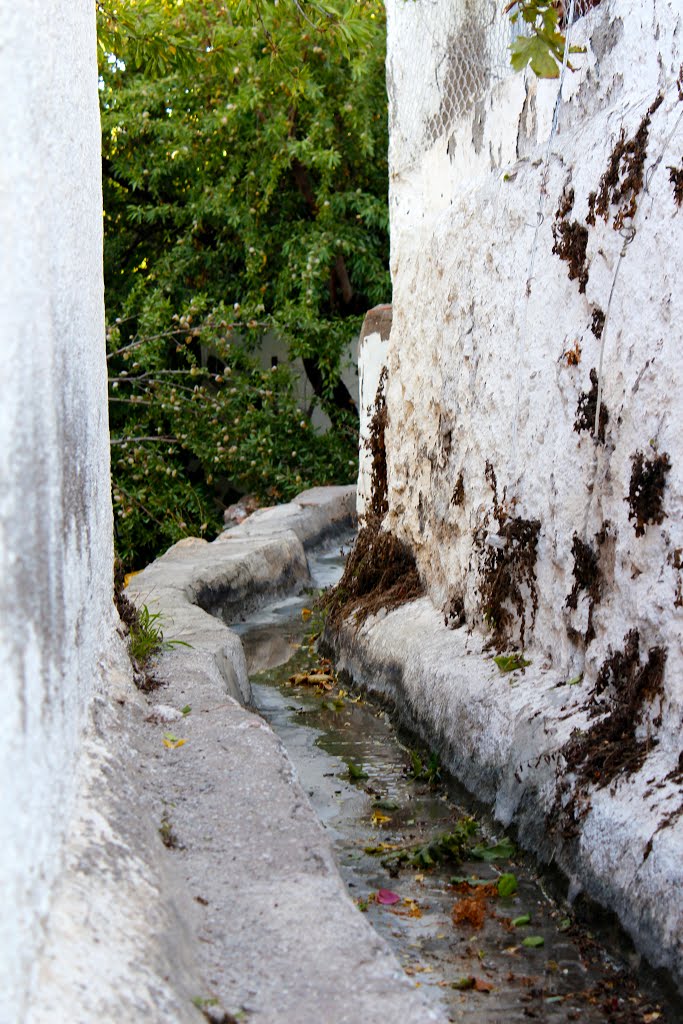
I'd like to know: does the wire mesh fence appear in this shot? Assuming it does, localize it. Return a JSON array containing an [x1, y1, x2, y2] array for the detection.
[[389, 0, 603, 173]]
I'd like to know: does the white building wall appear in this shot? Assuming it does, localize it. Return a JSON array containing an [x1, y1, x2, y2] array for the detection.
[[0, 3, 114, 1018], [385, 0, 683, 732]]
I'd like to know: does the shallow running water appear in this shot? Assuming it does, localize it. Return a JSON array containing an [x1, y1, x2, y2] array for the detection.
[[231, 540, 675, 1024]]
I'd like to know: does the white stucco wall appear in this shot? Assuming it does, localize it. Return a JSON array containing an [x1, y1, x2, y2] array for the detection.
[[0, 4, 114, 1018], [385, 0, 683, 717], [379, 0, 683, 972]]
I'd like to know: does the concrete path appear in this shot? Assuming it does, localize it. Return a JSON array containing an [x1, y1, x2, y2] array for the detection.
[[28, 488, 442, 1023]]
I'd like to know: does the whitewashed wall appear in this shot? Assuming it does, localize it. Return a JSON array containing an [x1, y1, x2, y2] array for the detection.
[[0, 4, 113, 1018], [385, 0, 683, 728]]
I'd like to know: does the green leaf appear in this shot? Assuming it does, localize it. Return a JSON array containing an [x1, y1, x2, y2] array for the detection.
[[512, 913, 531, 926], [347, 761, 369, 780], [470, 839, 515, 862], [522, 935, 545, 948], [181, 704, 192, 715], [493, 654, 531, 673], [497, 873, 518, 897]]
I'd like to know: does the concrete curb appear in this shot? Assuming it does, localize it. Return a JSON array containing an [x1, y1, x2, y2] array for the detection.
[[327, 596, 683, 992], [30, 487, 443, 1023]]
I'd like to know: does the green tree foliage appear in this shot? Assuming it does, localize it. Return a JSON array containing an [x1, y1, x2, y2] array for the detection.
[[98, 1, 389, 567], [505, 0, 586, 78]]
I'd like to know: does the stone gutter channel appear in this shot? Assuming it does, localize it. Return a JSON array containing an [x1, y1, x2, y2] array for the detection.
[[27, 486, 681, 1022]]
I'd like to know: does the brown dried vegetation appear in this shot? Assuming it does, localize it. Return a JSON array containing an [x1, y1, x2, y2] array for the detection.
[[668, 161, 683, 206], [451, 470, 465, 508], [555, 630, 667, 835], [478, 463, 540, 650], [627, 450, 671, 537], [590, 307, 605, 339], [322, 514, 423, 630], [365, 367, 388, 518], [587, 95, 663, 230], [552, 186, 590, 293], [574, 368, 608, 443], [565, 529, 604, 645]]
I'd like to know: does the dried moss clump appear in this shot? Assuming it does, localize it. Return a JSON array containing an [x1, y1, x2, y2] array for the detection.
[[565, 532, 602, 645], [590, 307, 605, 339], [627, 449, 671, 537], [552, 187, 589, 293], [587, 95, 663, 229], [574, 368, 608, 443], [668, 161, 683, 206], [555, 630, 666, 835], [366, 367, 388, 518], [322, 514, 423, 630], [478, 463, 540, 650], [451, 470, 465, 508]]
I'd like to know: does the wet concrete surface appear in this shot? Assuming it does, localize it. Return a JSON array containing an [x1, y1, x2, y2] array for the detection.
[[233, 543, 677, 1024]]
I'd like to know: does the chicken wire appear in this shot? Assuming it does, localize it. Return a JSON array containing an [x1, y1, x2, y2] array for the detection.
[[388, 0, 602, 173]]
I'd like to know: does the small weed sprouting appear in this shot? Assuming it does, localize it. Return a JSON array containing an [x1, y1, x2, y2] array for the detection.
[[159, 815, 179, 849], [129, 604, 191, 666], [366, 819, 478, 872], [408, 748, 442, 787]]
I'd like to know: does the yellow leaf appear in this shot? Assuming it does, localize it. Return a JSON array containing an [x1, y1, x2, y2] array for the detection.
[[163, 737, 187, 749], [371, 810, 391, 827], [301, 607, 312, 620], [123, 569, 142, 588]]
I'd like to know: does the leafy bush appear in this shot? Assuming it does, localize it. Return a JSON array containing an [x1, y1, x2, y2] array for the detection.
[[98, 1, 389, 567]]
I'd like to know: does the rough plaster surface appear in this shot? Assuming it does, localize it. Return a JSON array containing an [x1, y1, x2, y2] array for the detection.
[[329, 598, 683, 988], [346, 0, 683, 992], [0, 4, 114, 1018]]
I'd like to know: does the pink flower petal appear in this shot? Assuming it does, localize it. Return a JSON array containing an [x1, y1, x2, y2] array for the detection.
[[377, 888, 400, 905]]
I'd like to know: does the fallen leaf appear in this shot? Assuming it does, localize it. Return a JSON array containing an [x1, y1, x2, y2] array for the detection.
[[348, 761, 369, 781], [494, 653, 531, 673], [497, 873, 518, 897], [391, 898, 423, 918], [470, 840, 515, 862], [162, 732, 187, 749], [371, 810, 392, 827], [643, 1013, 662, 1023], [512, 914, 531, 927], [377, 888, 400, 905], [452, 898, 486, 930], [373, 798, 399, 811], [301, 608, 312, 620], [522, 935, 545, 948], [474, 978, 494, 992], [452, 976, 475, 990]]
